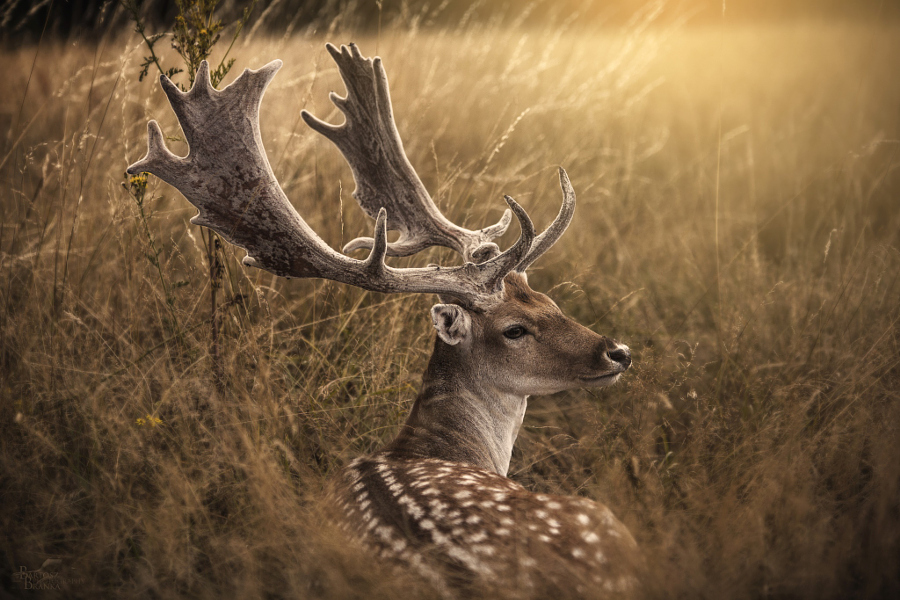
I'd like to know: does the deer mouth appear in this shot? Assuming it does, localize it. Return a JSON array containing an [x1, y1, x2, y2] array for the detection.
[[579, 372, 622, 386]]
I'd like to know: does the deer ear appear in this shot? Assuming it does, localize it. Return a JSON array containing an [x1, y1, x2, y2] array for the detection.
[[431, 304, 472, 346]]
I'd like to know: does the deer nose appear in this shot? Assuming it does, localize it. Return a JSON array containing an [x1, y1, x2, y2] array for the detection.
[[607, 345, 632, 369]]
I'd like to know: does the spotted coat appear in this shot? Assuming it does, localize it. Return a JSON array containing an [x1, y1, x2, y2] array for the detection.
[[331, 453, 641, 598]]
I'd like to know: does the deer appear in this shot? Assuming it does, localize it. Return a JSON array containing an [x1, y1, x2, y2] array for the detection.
[[127, 43, 640, 598]]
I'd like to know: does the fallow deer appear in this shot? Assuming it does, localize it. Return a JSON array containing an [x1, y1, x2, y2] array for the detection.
[[127, 43, 639, 598]]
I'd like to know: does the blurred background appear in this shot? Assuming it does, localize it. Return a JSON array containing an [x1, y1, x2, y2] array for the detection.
[[3, 0, 899, 42]]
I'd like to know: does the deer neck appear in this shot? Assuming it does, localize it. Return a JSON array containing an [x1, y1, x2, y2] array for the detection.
[[381, 339, 528, 476]]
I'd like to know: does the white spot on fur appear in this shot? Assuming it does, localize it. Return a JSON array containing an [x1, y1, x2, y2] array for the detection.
[[398, 495, 424, 520], [469, 531, 488, 543], [430, 528, 450, 545], [445, 545, 492, 576]]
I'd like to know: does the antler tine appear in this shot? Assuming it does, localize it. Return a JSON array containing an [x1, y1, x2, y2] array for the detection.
[[157, 61, 216, 148], [127, 56, 533, 309], [364, 208, 390, 275], [486, 196, 535, 287], [127, 120, 188, 185], [514, 167, 577, 273], [300, 43, 513, 264]]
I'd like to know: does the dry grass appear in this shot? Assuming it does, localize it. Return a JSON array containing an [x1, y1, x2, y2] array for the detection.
[[1, 10, 899, 599]]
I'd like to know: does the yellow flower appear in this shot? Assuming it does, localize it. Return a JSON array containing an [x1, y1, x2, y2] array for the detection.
[[129, 173, 148, 192], [136, 413, 162, 427]]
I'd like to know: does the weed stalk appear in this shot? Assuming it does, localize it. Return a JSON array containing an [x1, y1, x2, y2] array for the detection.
[[123, 0, 256, 395]]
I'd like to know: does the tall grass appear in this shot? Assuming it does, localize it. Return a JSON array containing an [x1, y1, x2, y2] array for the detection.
[[1, 9, 899, 599]]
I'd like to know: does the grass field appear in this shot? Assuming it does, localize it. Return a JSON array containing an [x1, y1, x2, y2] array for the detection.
[[1, 8, 899, 599]]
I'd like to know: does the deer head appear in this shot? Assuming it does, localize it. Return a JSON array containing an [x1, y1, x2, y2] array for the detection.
[[431, 272, 631, 398]]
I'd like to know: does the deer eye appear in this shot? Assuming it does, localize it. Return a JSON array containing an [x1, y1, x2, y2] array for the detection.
[[503, 325, 527, 339]]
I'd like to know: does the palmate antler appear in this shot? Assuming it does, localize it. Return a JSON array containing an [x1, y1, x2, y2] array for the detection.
[[126, 44, 575, 308]]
